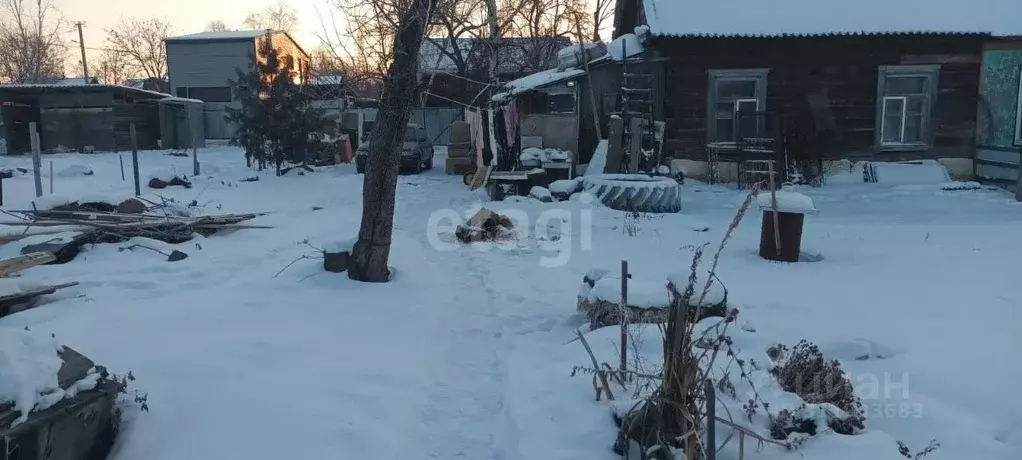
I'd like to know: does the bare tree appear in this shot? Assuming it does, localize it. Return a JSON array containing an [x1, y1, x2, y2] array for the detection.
[[106, 17, 171, 79], [591, 0, 614, 42], [205, 20, 229, 32], [243, 1, 298, 33], [90, 50, 132, 84], [348, 0, 434, 282], [0, 0, 66, 83]]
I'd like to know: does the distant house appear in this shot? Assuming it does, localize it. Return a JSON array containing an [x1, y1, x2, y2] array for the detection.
[[53, 77, 99, 85], [164, 30, 310, 139], [611, 0, 1022, 182], [418, 37, 570, 106], [975, 38, 1022, 188], [0, 83, 168, 154]]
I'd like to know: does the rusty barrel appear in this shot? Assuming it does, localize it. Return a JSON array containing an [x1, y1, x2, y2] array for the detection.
[[759, 210, 804, 262]]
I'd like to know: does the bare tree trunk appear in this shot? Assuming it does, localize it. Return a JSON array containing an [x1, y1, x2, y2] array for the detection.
[[348, 0, 434, 282]]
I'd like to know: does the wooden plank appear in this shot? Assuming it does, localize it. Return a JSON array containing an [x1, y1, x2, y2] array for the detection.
[[0, 282, 80, 319], [0, 252, 56, 277]]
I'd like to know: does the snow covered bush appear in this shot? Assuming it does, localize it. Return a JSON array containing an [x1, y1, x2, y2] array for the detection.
[[768, 340, 865, 436]]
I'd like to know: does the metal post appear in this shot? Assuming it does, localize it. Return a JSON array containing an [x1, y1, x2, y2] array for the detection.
[[620, 260, 628, 375], [0, 175, 5, 206], [130, 124, 140, 196], [706, 379, 716, 460], [190, 109, 199, 176], [119, 154, 125, 181], [48, 161, 53, 194], [29, 122, 42, 198]]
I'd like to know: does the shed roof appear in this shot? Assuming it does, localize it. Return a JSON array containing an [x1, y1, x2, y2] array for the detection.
[[0, 83, 172, 99], [641, 0, 1022, 37]]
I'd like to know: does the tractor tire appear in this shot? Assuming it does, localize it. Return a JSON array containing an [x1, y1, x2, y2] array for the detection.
[[582, 174, 682, 213]]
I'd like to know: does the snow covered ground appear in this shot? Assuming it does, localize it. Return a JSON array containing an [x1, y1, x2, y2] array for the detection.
[[0, 148, 1019, 460]]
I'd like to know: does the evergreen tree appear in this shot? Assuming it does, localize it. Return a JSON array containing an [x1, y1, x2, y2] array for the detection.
[[227, 36, 320, 174]]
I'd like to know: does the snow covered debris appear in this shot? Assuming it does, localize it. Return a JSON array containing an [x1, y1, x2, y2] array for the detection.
[[56, 164, 94, 177], [149, 168, 185, 182], [756, 188, 818, 214], [528, 186, 553, 203], [607, 33, 644, 60], [585, 140, 609, 176], [31, 195, 75, 211], [867, 160, 950, 184], [589, 276, 670, 308], [548, 179, 581, 197], [0, 327, 64, 424]]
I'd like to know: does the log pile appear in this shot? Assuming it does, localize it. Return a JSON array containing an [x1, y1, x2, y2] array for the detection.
[[577, 270, 728, 329]]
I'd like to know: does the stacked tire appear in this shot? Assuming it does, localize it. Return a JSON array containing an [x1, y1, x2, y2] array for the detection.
[[582, 174, 681, 213]]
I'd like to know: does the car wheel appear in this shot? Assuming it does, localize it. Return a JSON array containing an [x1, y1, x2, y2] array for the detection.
[[414, 157, 422, 174], [424, 153, 433, 170]]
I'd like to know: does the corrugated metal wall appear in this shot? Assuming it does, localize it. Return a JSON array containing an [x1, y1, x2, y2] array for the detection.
[[410, 107, 463, 145]]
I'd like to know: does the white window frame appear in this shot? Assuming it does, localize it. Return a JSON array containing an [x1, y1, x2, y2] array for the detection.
[[1015, 69, 1022, 146], [880, 96, 907, 145], [875, 64, 940, 152]]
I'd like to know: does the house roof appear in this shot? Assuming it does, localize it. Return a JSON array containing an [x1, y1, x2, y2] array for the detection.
[[165, 30, 274, 41], [641, 0, 1022, 37], [166, 29, 309, 59]]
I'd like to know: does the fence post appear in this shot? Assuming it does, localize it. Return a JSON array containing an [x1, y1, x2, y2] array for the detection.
[[119, 154, 125, 181], [29, 122, 42, 198], [130, 124, 140, 196], [48, 160, 53, 194], [190, 109, 199, 176], [620, 260, 628, 375], [706, 379, 716, 460]]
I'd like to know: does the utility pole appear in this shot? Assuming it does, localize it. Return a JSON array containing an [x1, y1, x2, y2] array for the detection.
[[75, 22, 89, 82]]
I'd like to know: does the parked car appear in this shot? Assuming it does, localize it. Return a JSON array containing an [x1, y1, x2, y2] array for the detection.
[[355, 123, 434, 174]]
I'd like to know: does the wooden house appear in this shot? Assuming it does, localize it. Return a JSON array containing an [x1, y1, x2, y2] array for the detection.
[[613, 0, 1022, 182]]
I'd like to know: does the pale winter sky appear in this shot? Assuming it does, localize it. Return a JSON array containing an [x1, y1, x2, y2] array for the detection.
[[55, 0, 337, 74]]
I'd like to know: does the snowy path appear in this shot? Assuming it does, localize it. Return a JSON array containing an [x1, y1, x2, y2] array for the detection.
[[394, 181, 521, 460]]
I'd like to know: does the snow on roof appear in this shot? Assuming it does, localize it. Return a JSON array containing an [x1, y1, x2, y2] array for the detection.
[[166, 30, 275, 41], [0, 83, 173, 99], [491, 68, 585, 102], [161, 96, 205, 104], [641, 0, 1022, 37]]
